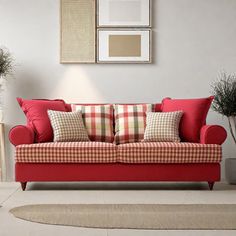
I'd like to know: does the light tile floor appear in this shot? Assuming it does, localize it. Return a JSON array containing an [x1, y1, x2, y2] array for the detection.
[[0, 182, 236, 236]]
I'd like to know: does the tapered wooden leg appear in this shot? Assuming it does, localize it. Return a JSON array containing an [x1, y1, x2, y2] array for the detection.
[[20, 182, 27, 191], [208, 181, 215, 190]]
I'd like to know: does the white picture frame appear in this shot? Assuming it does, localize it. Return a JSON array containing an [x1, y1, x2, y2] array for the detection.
[[97, 29, 151, 63], [97, 0, 151, 27]]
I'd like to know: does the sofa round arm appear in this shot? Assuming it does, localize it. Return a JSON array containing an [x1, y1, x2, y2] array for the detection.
[[9, 125, 35, 146], [200, 125, 227, 145]]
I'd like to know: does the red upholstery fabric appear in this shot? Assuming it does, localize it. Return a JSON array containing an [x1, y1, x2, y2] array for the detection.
[[65, 103, 72, 112], [154, 103, 162, 112], [9, 125, 34, 146], [17, 98, 69, 143], [200, 125, 227, 145], [161, 96, 213, 142], [15, 142, 117, 163], [15, 163, 220, 182], [118, 142, 222, 163]]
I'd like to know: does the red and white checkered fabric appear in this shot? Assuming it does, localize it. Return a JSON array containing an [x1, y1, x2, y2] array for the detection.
[[118, 142, 222, 163], [15, 141, 222, 164], [15, 142, 117, 163], [114, 104, 153, 144], [71, 104, 114, 143]]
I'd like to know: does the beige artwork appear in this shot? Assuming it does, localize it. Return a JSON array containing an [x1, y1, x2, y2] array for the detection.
[[109, 35, 141, 57], [60, 0, 96, 63]]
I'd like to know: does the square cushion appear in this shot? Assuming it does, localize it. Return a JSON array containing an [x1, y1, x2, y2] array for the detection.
[[144, 111, 183, 142], [114, 104, 153, 144], [161, 97, 213, 142], [17, 98, 69, 143], [71, 104, 114, 143], [48, 110, 89, 142]]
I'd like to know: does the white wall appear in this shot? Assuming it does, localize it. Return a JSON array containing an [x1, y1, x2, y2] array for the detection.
[[0, 0, 236, 181]]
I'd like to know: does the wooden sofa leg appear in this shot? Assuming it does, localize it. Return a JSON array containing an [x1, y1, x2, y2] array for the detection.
[[208, 181, 215, 190], [20, 182, 27, 191]]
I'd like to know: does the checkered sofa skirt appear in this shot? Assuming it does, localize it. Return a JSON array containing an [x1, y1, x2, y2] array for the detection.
[[15, 142, 222, 164], [15, 142, 117, 163], [118, 142, 222, 163]]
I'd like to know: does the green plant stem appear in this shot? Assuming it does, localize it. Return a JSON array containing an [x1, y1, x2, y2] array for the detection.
[[228, 117, 236, 145]]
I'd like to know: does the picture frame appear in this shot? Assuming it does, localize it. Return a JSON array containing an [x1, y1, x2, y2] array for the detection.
[[97, 0, 151, 27], [97, 29, 151, 63], [60, 0, 96, 64]]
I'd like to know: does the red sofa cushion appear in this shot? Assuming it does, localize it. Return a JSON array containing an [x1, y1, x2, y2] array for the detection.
[[17, 98, 68, 143], [161, 97, 213, 142], [118, 142, 222, 163]]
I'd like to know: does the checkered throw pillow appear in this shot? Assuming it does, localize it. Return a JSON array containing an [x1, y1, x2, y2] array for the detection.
[[143, 111, 183, 142], [47, 110, 89, 142], [71, 105, 114, 143], [114, 104, 153, 144]]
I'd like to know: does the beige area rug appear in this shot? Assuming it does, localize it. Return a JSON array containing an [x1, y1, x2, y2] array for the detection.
[[10, 204, 236, 230]]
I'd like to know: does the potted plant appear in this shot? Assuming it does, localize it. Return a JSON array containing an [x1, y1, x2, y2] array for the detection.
[[0, 47, 14, 121], [212, 71, 236, 184]]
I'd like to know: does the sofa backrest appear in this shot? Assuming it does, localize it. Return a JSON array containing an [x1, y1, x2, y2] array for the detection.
[[66, 103, 161, 141], [68, 102, 162, 125], [14, 97, 215, 145], [67, 103, 162, 113]]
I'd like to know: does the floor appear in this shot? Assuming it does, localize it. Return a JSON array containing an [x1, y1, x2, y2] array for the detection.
[[0, 182, 236, 236]]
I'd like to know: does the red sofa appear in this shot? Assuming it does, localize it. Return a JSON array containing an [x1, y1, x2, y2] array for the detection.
[[9, 102, 227, 191]]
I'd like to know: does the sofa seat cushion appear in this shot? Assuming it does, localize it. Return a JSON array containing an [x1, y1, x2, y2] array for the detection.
[[15, 142, 117, 163], [118, 142, 222, 163]]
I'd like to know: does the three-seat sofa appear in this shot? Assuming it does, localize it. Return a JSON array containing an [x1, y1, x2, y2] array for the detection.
[[9, 100, 227, 191]]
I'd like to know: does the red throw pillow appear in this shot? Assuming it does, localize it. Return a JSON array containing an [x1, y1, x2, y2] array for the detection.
[[161, 96, 214, 142], [17, 98, 69, 143]]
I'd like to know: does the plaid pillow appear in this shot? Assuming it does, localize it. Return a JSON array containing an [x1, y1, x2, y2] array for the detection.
[[114, 104, 153, 144], [71, 104, 114, 143], [143, 111, 183, 142], [47, 110, 89, 142]]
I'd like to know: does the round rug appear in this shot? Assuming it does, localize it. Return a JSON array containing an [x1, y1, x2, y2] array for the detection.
[[10, 204, 236, 229]]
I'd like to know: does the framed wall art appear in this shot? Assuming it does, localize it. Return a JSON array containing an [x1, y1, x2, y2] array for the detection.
[[60, 0, 96, 63], [97, 0, 151, 27], [60, 0, 152, 64], [97, 29, 151, 63]]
